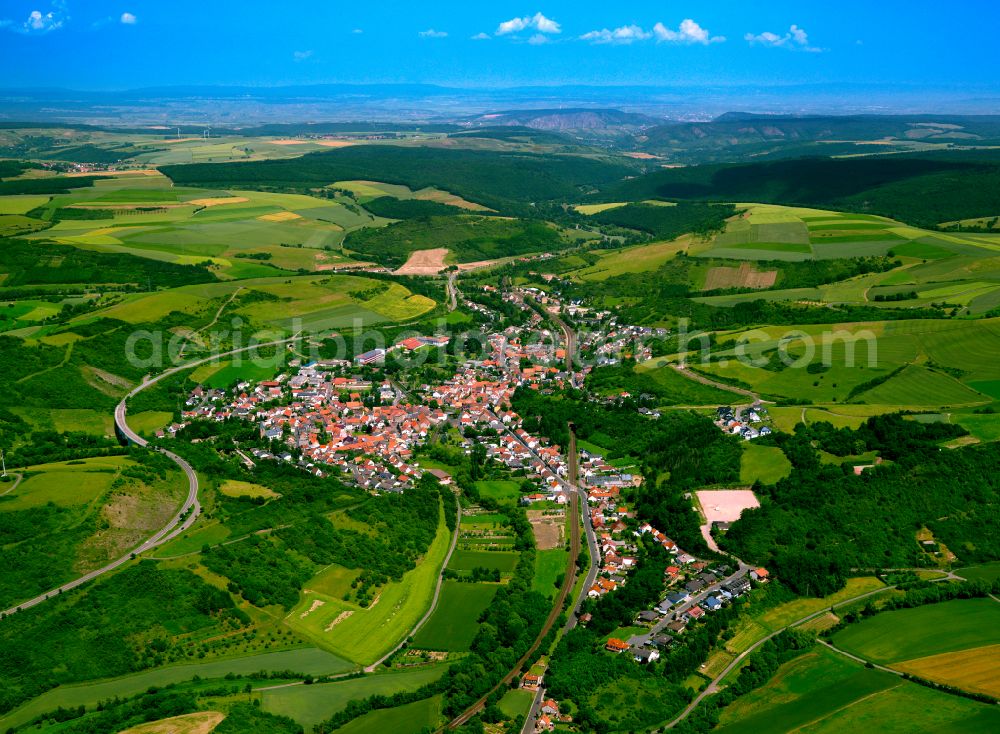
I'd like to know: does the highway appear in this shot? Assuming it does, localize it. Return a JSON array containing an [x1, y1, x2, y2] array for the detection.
[[1, 335, 301, 619]]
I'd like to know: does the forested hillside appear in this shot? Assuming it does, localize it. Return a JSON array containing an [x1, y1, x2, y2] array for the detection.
[[608, 156, 1000, 228], [724, 416, 1000, 595], [161, 146, 634, 214]]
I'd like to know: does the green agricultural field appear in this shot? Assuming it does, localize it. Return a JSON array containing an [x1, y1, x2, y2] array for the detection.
[[740, 443, 791, 485], [832, 597, 1000, 664], [261, 666, 447, 729], [17, 180, 380, 277], [696, 318, 1000, 407], [952, 413, 1000, 442], [333, 694, 442, 734], [447, 549, 520, 572], [532, 548, 568, 598], [0, 195, 50, 215], [91, 273, 437, 331], [955, 561, 1000, 582], [285, 511, 451, 665], [411, 581, 498, 651], [854, 365, 989, 407], [715, 643, 1000, 734]]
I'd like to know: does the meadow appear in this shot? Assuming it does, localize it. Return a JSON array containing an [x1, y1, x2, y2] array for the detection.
[[411, 580, 498, 651], [532, 548, 569, 598], [261, 665, 447, 729], [285, 513, 451, 666], [739, 443, 791, 485], [473, 479, 521, 504], [447, 549, 520, 572]]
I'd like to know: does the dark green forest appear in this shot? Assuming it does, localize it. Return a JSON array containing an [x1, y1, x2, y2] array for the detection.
[[723, 416, 999, 595], [161, 145, 634, 214], [607, 156, 1000, 228], [590, 202, 736, 239]]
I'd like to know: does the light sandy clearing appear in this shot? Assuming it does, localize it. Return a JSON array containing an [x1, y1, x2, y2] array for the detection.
[[325, 609, 354, 631], [528, 510, 564, 550], [395, 248, 449, 275], [189, 196, 250, 207], [624, 152, 661, 159], [413, 188, 491, 211], [300, 599, 326, 619], [117, 711, 225, 734], [257, 211, 302, 222], [696, 489, 760, 524]]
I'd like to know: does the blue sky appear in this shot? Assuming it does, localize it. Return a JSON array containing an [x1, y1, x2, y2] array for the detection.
[[2, 1, 998, 90]]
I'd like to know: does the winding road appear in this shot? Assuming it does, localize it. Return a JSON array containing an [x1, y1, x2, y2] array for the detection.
[[0, 472, 22, 497], [661, 583, 900, 729], [1, 335, 301, 619]]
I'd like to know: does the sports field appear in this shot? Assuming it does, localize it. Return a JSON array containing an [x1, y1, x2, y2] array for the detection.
[[411, 580, 498, 651], [285, 509, 451, 665], [715, 644, 1000, 734], [261, 666, 447, 729]]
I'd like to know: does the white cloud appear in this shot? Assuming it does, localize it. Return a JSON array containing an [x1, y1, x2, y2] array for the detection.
[[352, 28, 363, 34], [496, 12, 561, 36], [527, 33, 550, 45], [419, 28, 448, 38], [293, 50, 313, 61], [653, 19, 723, 44], [581, 24, 652, 45], [745, 24, 821, 52], [471, 32, 491, 40], [24, 9, 64, 33], [120, 12, 136, 25]]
